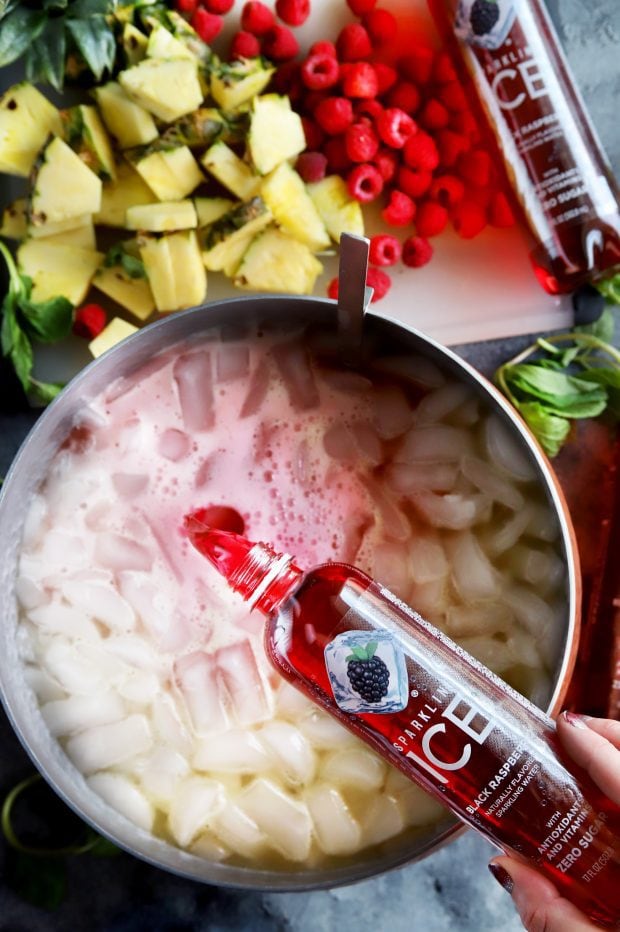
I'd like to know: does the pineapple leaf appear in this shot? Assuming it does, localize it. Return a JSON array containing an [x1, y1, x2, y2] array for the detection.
[[66, 16, 115, 82], [365, 641, 378, 659], [30, 18, 67, 91], [104, 244, 146, 279], [0, 7, 46, 68]]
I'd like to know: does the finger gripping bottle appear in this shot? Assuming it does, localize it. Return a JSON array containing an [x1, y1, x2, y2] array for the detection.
[[185, 515, 620, 927], [428, 0, 620, 295]]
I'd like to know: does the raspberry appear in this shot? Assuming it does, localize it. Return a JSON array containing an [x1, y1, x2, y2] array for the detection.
[[296, 151, 328, 183], [489, 190, 516, 227], [276, 0, 310, 26], [323, 135, 351, 172], [272, 61, 302, 99], [452, 198, 487, 238], [418, 98, 450, 131], [385, 81, 420, 115], [396, 165, 432, 198], [369, 233, 401, 266], [342, 62, 379, 99], [429, 173, 465, 207], [432, 51, 457, 84], [372, 62, 397, 95], [346, 0, 376, 14], [450, 110, 479, 140], [301, 115, 324, 149], [73, 303, 107, 340], [263, 24, 299, 61], [373, 147, 398, 181], [376, 107, 416, 148], [403, 130, 439, 171], [347, 163, 384, 202], [346, 121, 379, 162], [381, 189, 415, 226], [415, 200, 448, 237], [355, 98, 383, 121], [458, 148, 492, 187], [315, 96, 354, 134], [230, 30, 261, 59], [309, 39, 336, 57], [398, 45, 434, 85], [366, 266, 391, 302], [204, 0, 234, 12], [191, 9, 223, 42], [362, 8, 397, 46], [327, 277, 339, 300], [436, 128, 470, 167], [301, 52, 340, 90], [402, 234, 433, 268], [175, 0, 198, 13], [336, 23, 372, 62], [437, 80, 468, 112], [241, 0, 275, 35]]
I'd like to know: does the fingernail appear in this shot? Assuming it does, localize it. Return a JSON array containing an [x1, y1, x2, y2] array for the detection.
[[561, 710, 590, 730], [488, 862, 514, 894]]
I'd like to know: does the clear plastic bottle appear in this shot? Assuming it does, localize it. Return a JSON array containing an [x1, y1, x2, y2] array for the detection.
[[185, 515, 620, 927], [428, 0, 620, 294]]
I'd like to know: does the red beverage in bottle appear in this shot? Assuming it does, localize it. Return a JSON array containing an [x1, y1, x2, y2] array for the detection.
[[428, 0, 620, 294], [185, 516, 620, 927]]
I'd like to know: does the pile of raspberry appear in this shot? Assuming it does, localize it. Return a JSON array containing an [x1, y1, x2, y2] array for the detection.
[[175, 0, 310, 55]]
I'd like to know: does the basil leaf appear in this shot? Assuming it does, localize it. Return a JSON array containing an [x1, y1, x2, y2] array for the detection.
[[66, 16, 116, 81], [575, 368, 620, 419], [1, 303, 33, 392], [0, 6, 46, 67], [541, 396, 608, 419], [507, 364, 607, 406], [31, 18, 67, 91], [20, 294, 74, 344], [519, 402, 571, 458], [30, 377, 64, 403]]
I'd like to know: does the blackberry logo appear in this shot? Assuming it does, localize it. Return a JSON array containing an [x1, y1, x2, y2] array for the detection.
[[470, 0, 500, 36], [346, 641, 390, 704]]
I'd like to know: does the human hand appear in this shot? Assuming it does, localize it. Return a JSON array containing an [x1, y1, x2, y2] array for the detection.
[[488, 711, 620, 931]]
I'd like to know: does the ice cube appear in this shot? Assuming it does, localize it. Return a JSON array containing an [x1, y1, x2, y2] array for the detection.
[[321, 748, 386, 792], [117, 670, 160, 705], [259, 721, 316, 787], [215, 640, 273, 727], [118, 571, 184, 650], [526, 503, 560, 542], [66, 714, 153, 773], [385, 462, 458, 494], [461, 455, 524, 511], [173, 351, 214, 431], [168, 776, 226, 848], [504, 585, 557, 639], [372, 355, 445, 389], [445, 602, 514, 638], [28, 601, 101, 641], [272, 340, 319, 410], [397, 425, 473, 464], [151, 693, 193, 755], [410, 491, 478, 530], [446, 532, 499, 601], [372, 542, 411, 600], [361, 795, 405, 846], [139, 747, 190, 807], [484, 507, 533, 555], [507, 544, 565, 591], [323, 422, 356, 462], [15, 576, 49, 610], [158, 428, 191, 462], [350, 422, 383, 465], [42, 639, 104, 694], [212, 800, 266, 859], [240, 358, 271, 418], [238, 778, 312, 862], [41, 693, 126, 737], [21, 495, 48, 550], [174, 651, 228, 735], [87, 772, 154, 833], [216, 344, 250, 383], [61, 579, 136, 634], [362, 478, 410, 542], [305, 785, 362, 856], [387, 774, 446, 826], [189, 832, 231, 861], [40, 530, 90, 572], [275, 681, 314, 720], [95, 533, 153, 572], [193, 729, 271, 773], [298, 709, 357, 750], [23, 666, 66, 703], [372, 385, 414, 440], [321, 370, 372, 394], [484, 415, 537, 482], [104, 635, 163, 672], [408, 577, 449, 621], [111, 473, 149, 498], [414, 383, 472, 425], [409, 535, 448, 584], [459, 631, 540, 674]]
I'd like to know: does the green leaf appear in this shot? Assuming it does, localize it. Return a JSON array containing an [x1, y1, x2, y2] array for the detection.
[[507, 364, 607, 408], [30, 378, 64, 404], [66, 16, 116, 81], [351, 645, 367, 661], [596, 274, 620, 306], [0, 7, 46, 67], [31, 18, 67, 91], [575, 368, 620, 419], [21, 294, 74, 344], [1, 303, 33, 392], [365, 640, 378, 659], [104, 244, 146, 279], [7, 852, 66, 910], [519, 402, 571, 458], [575, 307, 615, 342]]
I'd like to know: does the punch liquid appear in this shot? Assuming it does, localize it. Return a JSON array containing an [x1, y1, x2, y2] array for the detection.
[[186, 518, 620, 927]]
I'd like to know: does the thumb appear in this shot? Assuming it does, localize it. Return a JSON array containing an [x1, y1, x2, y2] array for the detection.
[[489, 856, 596, 932]]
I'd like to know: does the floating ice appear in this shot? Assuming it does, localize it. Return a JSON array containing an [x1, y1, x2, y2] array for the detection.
[[15, 576, 49, 611], [238, 778, 312, 862], [372, 355, 445, 389], [372, 385, 414, 440], [168, 776, 226, 847], [212, 800, 266, 858], [259, 721, 316, 787], [410, 491, 477, 530], [321, 748, 386, 792], [415, 383, 472, 425], [272, 340, 319, 410], [398, 424, 473, 464], [240, 358, 271, 417], [445, 601, 514, 638], [158, 428, 191, 462], [323, 422, 356, 462], [96, 533, 153, 573], [361, 795, 405, 847], [42, 692, 126, 737], [173, 351, 215, 432], [61, 579, 136, 633], [88, 772, 154, 832], [23, 666, 66, 703], [298, 710, 358, 750], [151, 693, 193, 755], [461, 454, 525, 511], [409, 535, 448, 585], [111, 473, 149, 497], [215, 640, 273, 727], [350, 422, 383, 465], [118, 571, 183, 650], [274, 681, 314, 720], [174, 651, 228, 735], [305, 785, 362, 855], [193, 729, 271, 773], [28, 601, 101, 641], [66, 714, 153, 773], [484, 415, 537, 482], [138, 747, 190, 807], [447, 532, 499, 601], [216, 344, 250, 383], [386, 462, 458, 494], [117, 670, 160, 705], [372, 542, 411, 600]]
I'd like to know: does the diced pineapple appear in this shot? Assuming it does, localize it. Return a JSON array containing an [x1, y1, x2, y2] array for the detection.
[[248, 95, 305, 175], [307, 176, 364, 242], [119, 59, 203, 123], [139, 232, 206, 311], [0, 198, 28, 239], [138, 235, 176, 311], [95, 163, 157, 227], [147, 25, 196, 61], [30, 137, 102, 226], [126, 200, 197, 231], [0, 83, 62, 176], [201, 141, 260, 200], [18, 240, 103, 305], [89, 318, 139, 358], [123, 23, 148, 66], [93, 83, 158, 149], [158, 108, 233, 150], [234, 228, 323, 295], [261, 163, 330, 253], [92, 265, 155, 321], [210, 59, 274, 111], [200, 198, 272, 276], [194, 197, 235, 227], [28, 219, 96, 249], [61, 104, 116, 180], [164, 10, 212, 67], [27, 215, 92, 239], [132, 146, 204, 201]]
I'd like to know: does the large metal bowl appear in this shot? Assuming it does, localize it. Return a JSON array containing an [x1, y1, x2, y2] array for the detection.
[[0, 295, 581, 891]]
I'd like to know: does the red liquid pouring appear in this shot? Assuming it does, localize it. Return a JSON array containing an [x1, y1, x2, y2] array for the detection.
[[185, 515, 620, 927]]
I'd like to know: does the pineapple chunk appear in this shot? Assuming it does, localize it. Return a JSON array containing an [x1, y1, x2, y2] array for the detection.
[[123, 23, 148, 66], [147, 25, 196, 61], [125, 200, 197, 231], [119, 59, 203, 123], [132, 146, 204, 201], [248, 95, 305, 175], [92, 265, 155, 321], [138, 235, 175, 311], [96, 164, 157, 227], [61, 105, 116, 181], [27, 214, 92, 239], [210, 59, 274, 111], [30, 137, 102, 226], [28, 219, 96, 249], [0, 198, 28, 239], [200, 198, 272, 276], [139, 232, 206, 311], [194, 197, 235, 227], [307, 176, 364, 243], [89, 318, 139, 359], [18, 240, 103, 305], [94, 83, 158, 149], [234, 228, 323, 295], [201, 141, 260, 200], [0, 83, 62, 176], [261, 163, 330, 253]]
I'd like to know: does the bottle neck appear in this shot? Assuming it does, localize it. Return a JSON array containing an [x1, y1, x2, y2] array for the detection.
[[228, 542, 304, 615]]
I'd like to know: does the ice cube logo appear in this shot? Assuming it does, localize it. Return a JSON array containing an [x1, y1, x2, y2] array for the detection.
[[324, 631, 408, 714], [454, 0, 518, 50]]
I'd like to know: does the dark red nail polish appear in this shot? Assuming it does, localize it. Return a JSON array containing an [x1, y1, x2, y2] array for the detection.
[[489, 862, 514, 894]]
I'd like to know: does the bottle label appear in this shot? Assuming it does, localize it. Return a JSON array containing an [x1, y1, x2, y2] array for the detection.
[[324, 630, 408, 714], [454, 0, 519, 50]]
